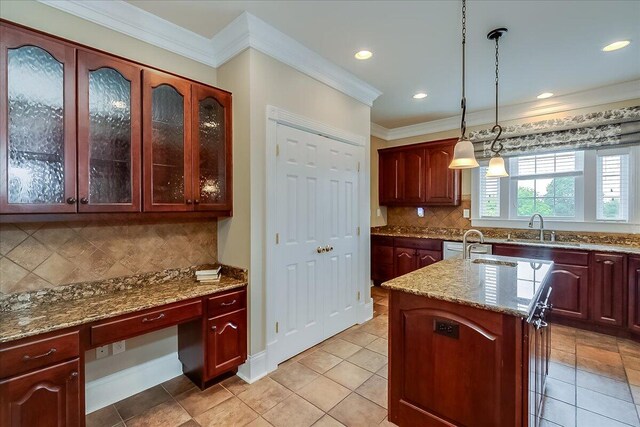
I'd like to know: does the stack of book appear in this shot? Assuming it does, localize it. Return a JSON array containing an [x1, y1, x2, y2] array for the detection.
[[196, 266, 222, 283]]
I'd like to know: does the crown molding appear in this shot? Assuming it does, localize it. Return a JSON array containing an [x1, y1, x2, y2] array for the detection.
[[38, 2, 382, 106], [373, 80, 640, 141], [39, 0, 216, 66]]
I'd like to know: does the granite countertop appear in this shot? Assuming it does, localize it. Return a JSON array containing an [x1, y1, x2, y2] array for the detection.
[[0, 269, 247, 344], [382, 255, 554, 318], [372, 226, 640, 255]]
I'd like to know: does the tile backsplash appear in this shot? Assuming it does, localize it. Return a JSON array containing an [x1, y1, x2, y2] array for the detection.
[[386, 196, 471, 229], [0, 220, 217, 295]]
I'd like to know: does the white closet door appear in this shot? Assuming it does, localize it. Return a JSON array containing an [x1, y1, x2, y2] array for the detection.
[[324, 137, 360, 337], [275, 125, 325, 362]]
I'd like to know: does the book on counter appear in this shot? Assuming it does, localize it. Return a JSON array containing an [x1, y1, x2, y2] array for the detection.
[[196, 266, 222, 282]]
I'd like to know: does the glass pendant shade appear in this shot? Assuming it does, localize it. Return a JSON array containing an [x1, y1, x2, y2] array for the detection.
[[486, 155, 509, 177], [449, 137, 479, 169]]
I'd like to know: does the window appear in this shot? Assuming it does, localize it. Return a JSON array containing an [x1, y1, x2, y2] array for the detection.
[[479, 165, 500, 217], [510, 152, 583, 219], [472, 146, 639, 232], [597, 153, 629, 221]]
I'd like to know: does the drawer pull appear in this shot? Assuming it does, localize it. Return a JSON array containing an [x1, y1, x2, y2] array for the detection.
[[142, 313, 165, 323], [23, 348, 56, 361], [220, 300, 237, 307], [218, 322, 238, 334]]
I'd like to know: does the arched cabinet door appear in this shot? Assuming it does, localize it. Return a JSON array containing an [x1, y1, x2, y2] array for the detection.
[[191, 83, 232, 212], [142, 69, 192, 212], [206, 309, 247, 379], [0, 24, 76, 213], [77, 50, 141, 212], [0, 359, 81, 427]]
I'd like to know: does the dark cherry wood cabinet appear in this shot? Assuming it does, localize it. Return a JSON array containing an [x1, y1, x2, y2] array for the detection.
[[207, 309, 247, 378], [371, 236, 443, 284], [628, 257, 640, 333], [77, 50, 141, 213], [0, 24, 77, 214], [0, 359, 81, 427], [591, 253, 626, 327], [0, 21, 233, 221], [143, 69, 193, 212], [378, 138, 461, 207], [425, 141, 459, 205]]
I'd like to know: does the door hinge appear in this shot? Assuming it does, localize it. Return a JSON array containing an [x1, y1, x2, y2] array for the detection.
[[357, 291, 361, 301], [276, 144, 280, 156], [275, 322, 279, 333], [276, 233, 279, 244], [357, 226, 360, 236], [357, 161, 360, 172]]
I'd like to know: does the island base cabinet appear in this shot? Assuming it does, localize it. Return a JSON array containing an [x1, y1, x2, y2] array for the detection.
[[0, 359, 81, 427], [388, 290, 528, 427]]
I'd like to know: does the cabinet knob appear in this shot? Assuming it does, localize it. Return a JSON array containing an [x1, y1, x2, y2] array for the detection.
[[186, 199, 193, 204], [66, 197, 77, 204], [80, 197, 89, 204], [194, 199, 200, 204], [70, 371, 79, 379]]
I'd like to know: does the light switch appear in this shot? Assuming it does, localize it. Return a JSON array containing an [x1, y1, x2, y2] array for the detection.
[[463, 209, 470, 218]]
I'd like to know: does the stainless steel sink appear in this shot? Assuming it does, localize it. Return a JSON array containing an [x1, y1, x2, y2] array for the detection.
[[472, 258, 518, 267]]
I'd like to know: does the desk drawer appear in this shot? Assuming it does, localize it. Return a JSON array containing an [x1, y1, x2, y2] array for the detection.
[[91, 300, 202, 347], [207, 289, 247, 317], [0, 331, 79, 379]]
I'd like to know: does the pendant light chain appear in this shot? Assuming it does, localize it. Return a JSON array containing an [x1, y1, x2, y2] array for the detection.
[[460, 0, 467, 138], [494, 36, 499, 126], [489, 28, 505, 155]]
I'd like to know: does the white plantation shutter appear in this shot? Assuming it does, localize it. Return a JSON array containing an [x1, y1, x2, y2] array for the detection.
[[512, 152, 581, 177], [597, 153, 629, 221], [479, 166, 500, 217]]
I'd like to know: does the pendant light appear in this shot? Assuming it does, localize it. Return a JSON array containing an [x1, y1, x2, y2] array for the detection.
[[485, 28, 509, 177], [449, 0, 479, 169]]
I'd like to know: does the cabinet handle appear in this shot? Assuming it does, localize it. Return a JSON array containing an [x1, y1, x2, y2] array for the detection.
[[221, 299, 237, 307], [142, 313, 165, 323], [80, 197, 89, 204], [194, 199, 200, 204], [66, 197, 77, 204], [23, 348, 56, 361], [186, 199, 193, 204], [218, 322, 238, 334]]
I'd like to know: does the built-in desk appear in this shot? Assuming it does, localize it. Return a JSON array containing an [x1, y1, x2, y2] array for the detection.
[[0, 268, 248, 427]]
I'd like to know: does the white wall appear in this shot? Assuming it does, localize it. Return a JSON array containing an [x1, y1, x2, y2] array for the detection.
[[217, 49, 371, 359]]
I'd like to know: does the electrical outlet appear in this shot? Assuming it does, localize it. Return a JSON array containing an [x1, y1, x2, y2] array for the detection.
[[376, 208, 382, 217], [417, 207, 425, 217], [463, 209, 470, 218], [96, 345, 109, 359], [112, 340, 126, 355]]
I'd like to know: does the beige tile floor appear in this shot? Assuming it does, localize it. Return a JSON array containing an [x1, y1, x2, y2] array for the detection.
[[86, 286, 640, 427]]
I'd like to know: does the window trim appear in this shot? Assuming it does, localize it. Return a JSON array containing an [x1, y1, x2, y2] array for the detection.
[[471, 146, 640, 233]]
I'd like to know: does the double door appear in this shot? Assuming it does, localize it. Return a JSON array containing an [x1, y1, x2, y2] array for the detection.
[[274, 124, 361, 363], [0, 22, 231, 215]]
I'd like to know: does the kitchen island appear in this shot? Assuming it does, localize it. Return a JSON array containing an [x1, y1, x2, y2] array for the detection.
[[382, 255, 554, 427]]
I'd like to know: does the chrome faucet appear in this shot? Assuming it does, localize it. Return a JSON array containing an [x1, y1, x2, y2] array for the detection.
[[528, 213, 545, 242], [462, 229, 485, 260]]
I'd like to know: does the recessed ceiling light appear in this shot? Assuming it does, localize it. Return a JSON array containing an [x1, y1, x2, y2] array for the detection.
[[413, 92, 428, 99], [602, 40, 631, 52], [537, 92, 554, 99], [354, 50, 373, 60]]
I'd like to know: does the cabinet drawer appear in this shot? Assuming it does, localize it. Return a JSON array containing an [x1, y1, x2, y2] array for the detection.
[[0, 331, 79, 379], [394, 237, 441, 251], [208, 289, 247, 318], [91, 300, 202, 347], [372, 235, 394, 246]]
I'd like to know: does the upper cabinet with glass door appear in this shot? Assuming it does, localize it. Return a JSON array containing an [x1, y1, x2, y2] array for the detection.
[[191, 84, 232, 211], [0, 25, 77, 213], [77, 50, 141, 212]]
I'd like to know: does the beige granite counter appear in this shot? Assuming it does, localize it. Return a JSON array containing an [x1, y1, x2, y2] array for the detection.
[[0, 266, 247, 344], [382, 255, 553, 318], [372, 226, 640, 256]]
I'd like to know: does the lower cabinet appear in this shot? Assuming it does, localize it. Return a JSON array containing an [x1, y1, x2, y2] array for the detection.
[[206, 309, 247, 379], [394, 247, 418, 276], [591, 253, 626, 327], [371, 236, 443, 284], [0, 359, 81, 427], [628, 257, 640, 333], [371, 236, 394, 285], [546, 264, 589, 320], [417, 249, 442, 268]]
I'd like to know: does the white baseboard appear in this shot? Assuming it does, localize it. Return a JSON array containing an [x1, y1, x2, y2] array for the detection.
[[85, 352, 182, 414], [237, 350, 268, 384]]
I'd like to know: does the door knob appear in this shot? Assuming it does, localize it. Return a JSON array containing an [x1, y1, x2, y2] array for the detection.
[[325, 245, 333, 252], [317, 246, 325, 253]]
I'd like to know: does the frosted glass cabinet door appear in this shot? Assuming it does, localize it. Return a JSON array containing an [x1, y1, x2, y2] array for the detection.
[[0, 25, 77, 214], [191, 84, 232, 212], [77, 51, 141, 212], [142, 69, 192, 212]]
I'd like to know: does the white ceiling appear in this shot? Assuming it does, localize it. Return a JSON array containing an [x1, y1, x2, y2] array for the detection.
[[126, 0, 640, 129]]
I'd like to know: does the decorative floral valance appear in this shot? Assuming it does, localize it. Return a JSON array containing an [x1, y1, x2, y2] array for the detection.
[[470, 105, 640, 158]]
